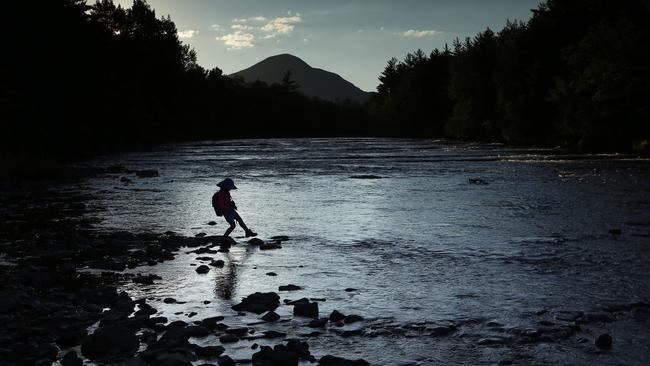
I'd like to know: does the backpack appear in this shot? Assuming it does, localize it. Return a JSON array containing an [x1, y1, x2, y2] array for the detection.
[[212, 191, 224, 216]]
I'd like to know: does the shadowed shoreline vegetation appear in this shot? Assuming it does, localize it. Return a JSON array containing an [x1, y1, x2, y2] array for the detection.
[[1, 0, 649, 179], [371, 0, 650, 152]]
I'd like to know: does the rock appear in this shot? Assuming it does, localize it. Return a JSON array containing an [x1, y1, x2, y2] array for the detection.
[[608, 228, 622, 236], [319, 355, 370, 366], [195, 232, 207, 237], [225, 327, 249, 337], [266, 272, 277, 276], [595, 334, 613, 350], [136, 169, 159, 178], [81, 325, 139, 360], [61, 351, 83, 366], [208, 221, 217, 226], [308, 318, 328, 328], [279, 284, 302, 291], [56, 329, 87, 349], [329, 310, 346, 322], [260, 242, 282, 250], [344, 288, 357, 292], [196, 265, 210, 274], [343, 315, 363, 324], [252, 345, 299, 366], [120, 177, 133, 183], [262, 331, 286, 339], [194, 345, 225, 358], [341, 329, 363, 337], [163, 297, 177, 304], [210, 260, 225, 268], [248, 238, 264, 246], [194, 247, 218, 254], [201, 316, 225, 329], [350, 175, 383, 179], [232, 292, 280, 314], [468, 177, 489, 185], [293, 301, 319, 318], [217, 355, 236, 366], [219, 334, 239, 343], [261, 311, 280, 322], [196, 256, 214, 261]]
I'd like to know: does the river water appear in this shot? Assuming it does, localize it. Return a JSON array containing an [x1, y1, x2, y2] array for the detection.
[[79, 138, 650, 365]]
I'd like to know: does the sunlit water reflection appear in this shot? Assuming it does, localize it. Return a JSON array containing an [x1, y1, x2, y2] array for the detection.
[[77, 138, 650, 365]]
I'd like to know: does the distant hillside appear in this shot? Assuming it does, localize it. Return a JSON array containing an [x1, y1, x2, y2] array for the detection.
[[231, 54, 370, 102]]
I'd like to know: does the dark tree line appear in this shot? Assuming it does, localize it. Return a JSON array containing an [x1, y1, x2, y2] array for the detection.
[[372, 0, 650, 152], [2, 0, 648, 166], [1, 0, 369, 160]]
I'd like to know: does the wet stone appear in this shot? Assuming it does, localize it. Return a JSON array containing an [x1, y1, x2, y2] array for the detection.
[[61, 351, 83, 366], [329, 310, 346, 322], [232, 292, 280, 314], [210, 260, 225, 268], [293, 301, 319, 318], [266, 272, 278, 276], [248, 238, 264, 246], [279, 284, 302, 291], [308, 318, 328, 328], [260, 242, 282, 250], [217, 355, 236, 366], [164, 297, 177, 304], [195, 265, 210, 274], [343, 314, 364, 324], [319, 355, 370, 366], [219, 334, 239, 343], [595, 334, 613, 350], [261, 311, 280, 322]]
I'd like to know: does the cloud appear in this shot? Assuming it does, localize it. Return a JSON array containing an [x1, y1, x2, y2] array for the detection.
[[231, 24, 252, 30], [401, 29, 442, 38], [232, 16, 267, 23], [261, 13, 302, 35], [210, 24, 220, 30], [218, 31, 255, 49], [178, 30, 198, 39]]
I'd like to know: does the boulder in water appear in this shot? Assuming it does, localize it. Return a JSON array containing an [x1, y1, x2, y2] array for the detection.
[[595, 334, 613, 350], [195, 265, 210, 274]]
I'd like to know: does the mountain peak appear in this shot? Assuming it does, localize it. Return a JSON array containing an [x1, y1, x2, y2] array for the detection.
[[231, 54, 369, 102]]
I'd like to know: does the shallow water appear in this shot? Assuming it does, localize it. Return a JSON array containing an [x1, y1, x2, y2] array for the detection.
[[78, 138, 650, 365]]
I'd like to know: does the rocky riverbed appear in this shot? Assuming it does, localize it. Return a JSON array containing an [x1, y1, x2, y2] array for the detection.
[[2, 138, 650, 365]]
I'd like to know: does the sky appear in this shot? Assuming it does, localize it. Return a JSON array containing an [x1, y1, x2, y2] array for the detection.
[[114, 0, 543, 92]]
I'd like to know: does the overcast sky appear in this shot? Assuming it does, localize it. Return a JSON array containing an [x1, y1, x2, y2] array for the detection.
[[114, 0, 542, 91]]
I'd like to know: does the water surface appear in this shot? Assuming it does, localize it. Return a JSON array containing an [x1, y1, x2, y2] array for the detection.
[[79, 138, 650, 365]]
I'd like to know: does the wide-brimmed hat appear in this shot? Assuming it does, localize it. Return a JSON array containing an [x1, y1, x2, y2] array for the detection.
[[217, 178, 237, 190]]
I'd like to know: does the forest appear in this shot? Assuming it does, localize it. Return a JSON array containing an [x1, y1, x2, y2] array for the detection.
[[2, 0, 649, 168], [372, 0, 650, 152]]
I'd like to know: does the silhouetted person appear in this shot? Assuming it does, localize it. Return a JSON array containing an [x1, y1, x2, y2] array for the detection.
[[212, 178, 257, 244]]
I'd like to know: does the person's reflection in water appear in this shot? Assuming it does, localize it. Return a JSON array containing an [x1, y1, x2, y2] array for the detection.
[[214, 245, 256, 300]]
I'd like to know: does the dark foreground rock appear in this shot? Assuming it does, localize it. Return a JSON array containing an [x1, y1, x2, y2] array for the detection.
[[293, 300, 319, 318], [319, 355, 370, 366], [232, 292, 280, 314], [81, 324, 139, 360], [595, 334, 613, 350]]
